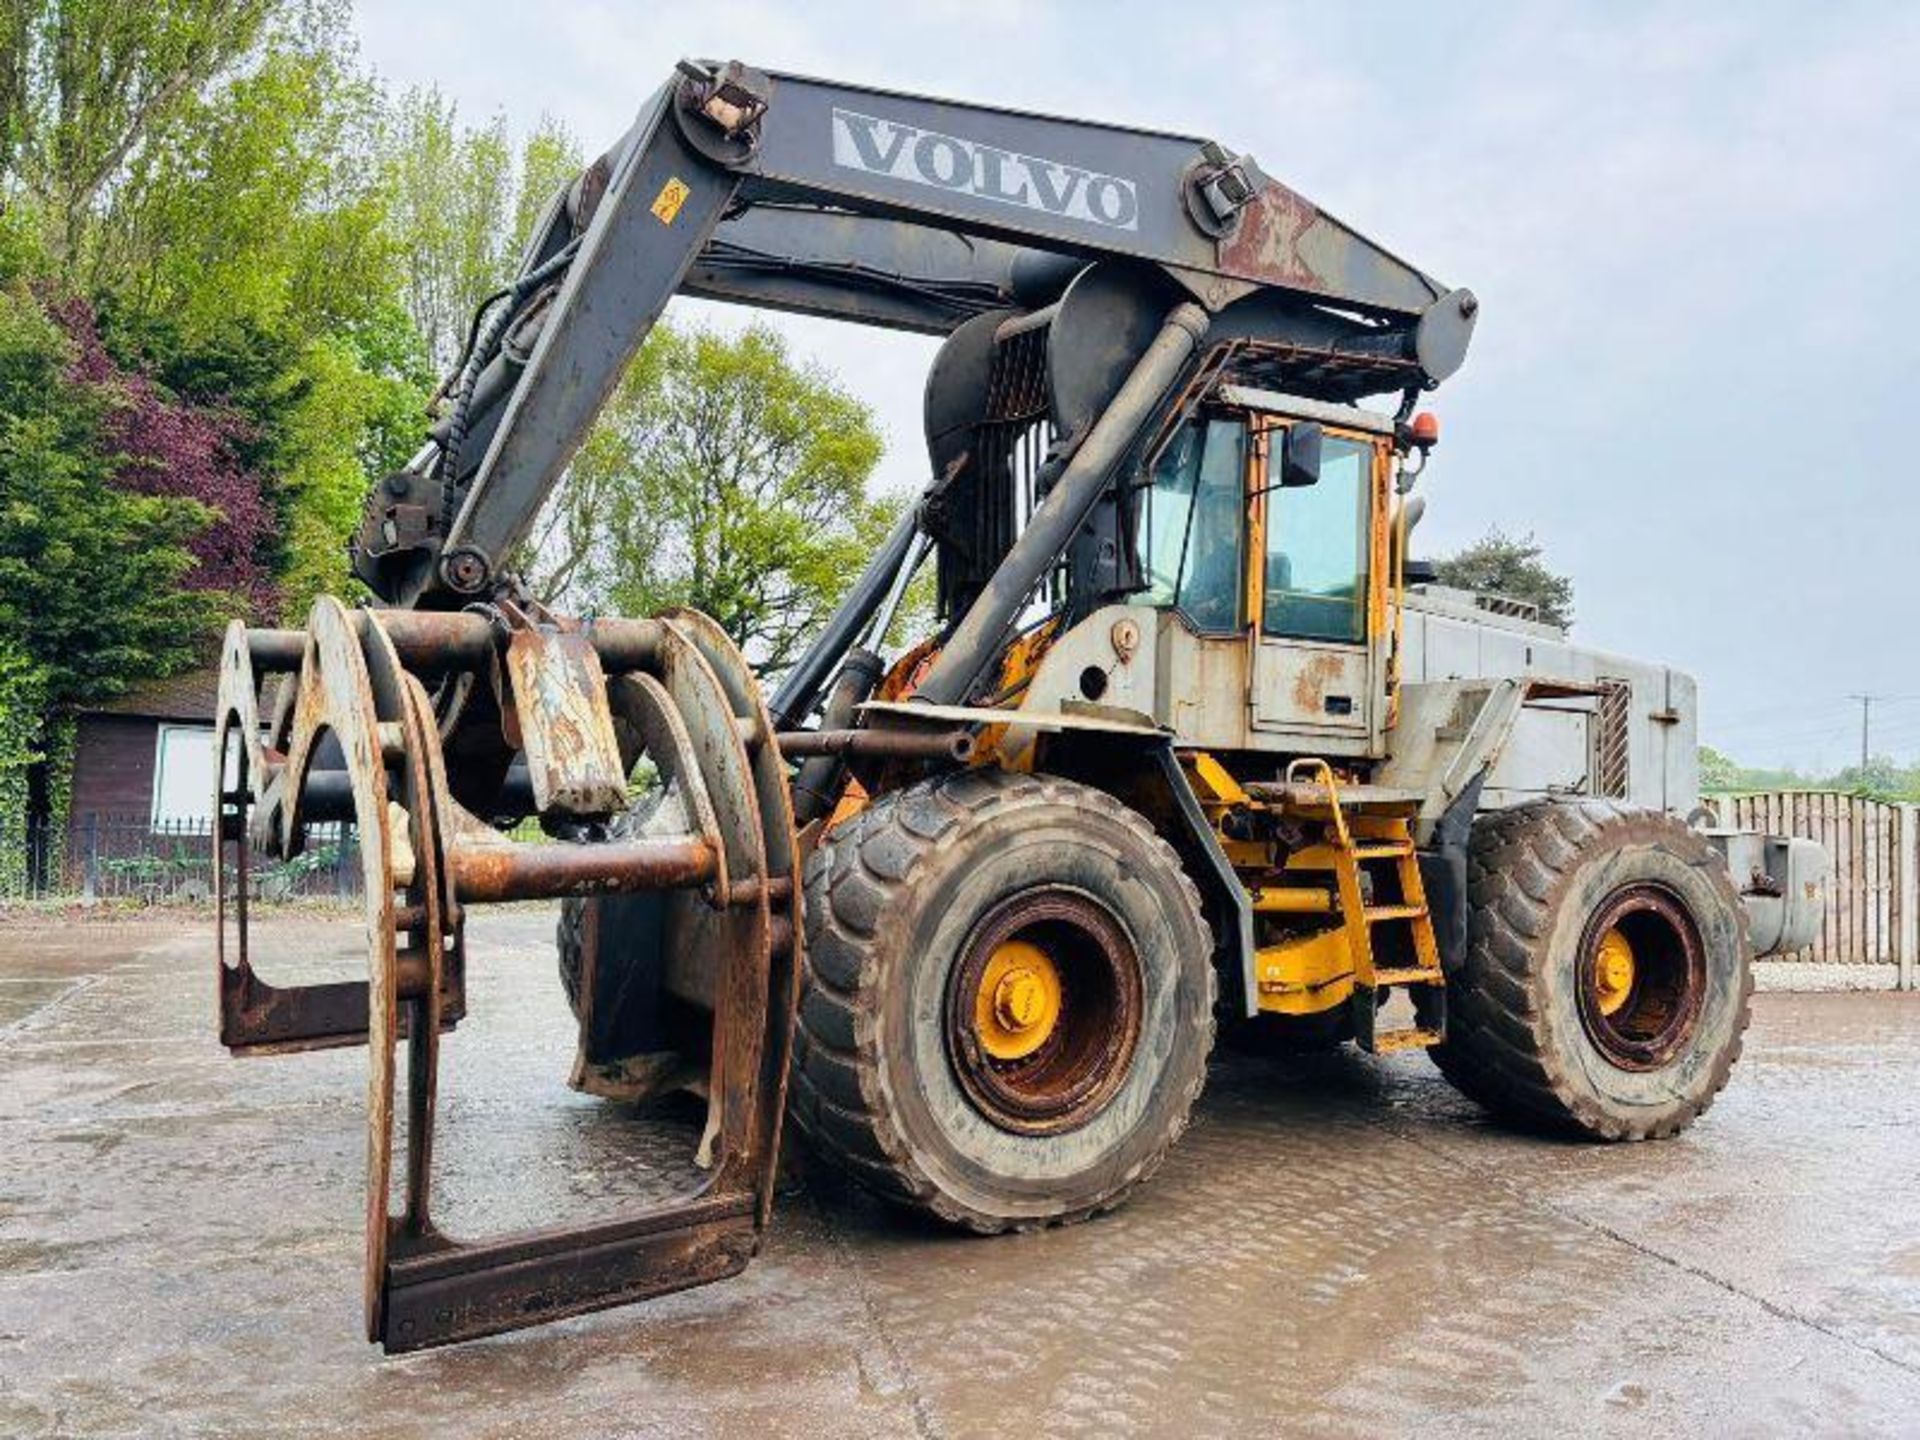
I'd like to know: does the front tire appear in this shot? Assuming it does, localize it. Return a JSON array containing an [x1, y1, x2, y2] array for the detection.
[[1431, 800, 1751, 1140], [790, 770, 1216, 1231]]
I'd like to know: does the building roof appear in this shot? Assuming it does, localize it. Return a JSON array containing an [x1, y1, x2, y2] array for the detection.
[[91, 668, 223, 723]]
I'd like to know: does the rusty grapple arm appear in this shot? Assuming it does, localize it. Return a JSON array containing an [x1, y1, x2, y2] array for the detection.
[[214, 599, 798, 1351]]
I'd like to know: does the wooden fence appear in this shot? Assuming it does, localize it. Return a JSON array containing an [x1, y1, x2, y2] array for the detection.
[[1715, 792, 1918, 986]]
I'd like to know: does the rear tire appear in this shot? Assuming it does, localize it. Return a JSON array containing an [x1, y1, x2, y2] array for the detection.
[[790, 770, 1216, 1232], [1431, 800, 1751, 1140]]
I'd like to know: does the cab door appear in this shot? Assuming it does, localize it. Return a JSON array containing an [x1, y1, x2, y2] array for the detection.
[[1249, 424, 1383, 739]]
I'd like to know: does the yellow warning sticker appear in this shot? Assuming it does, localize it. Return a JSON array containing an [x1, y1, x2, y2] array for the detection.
[[651, 177, 692, 225]]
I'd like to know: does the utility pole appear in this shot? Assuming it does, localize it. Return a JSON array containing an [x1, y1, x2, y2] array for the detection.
[[1848, 693, 1885, 772]]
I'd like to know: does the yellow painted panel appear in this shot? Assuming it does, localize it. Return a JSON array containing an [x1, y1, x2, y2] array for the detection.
[[1255, 928, 1355, 1015]]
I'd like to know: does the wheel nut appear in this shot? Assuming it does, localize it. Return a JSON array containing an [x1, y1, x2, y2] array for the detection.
[[995, 969, 1045, 1031]]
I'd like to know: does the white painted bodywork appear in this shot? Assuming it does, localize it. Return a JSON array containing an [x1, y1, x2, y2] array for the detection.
[[1398, 585, 1697, 815], [1004, 585, 1699, 818]]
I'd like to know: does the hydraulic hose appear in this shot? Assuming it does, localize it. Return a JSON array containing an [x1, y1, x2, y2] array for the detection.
[[768, 501, 922, 730], [437, 237, 584, 531]]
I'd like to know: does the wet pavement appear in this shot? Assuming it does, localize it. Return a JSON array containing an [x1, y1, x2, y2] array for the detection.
[[2, 909, 1917, 1437]]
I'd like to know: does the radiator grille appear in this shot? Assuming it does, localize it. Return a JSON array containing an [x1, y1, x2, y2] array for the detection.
[[1594, 678, 1632, 798]]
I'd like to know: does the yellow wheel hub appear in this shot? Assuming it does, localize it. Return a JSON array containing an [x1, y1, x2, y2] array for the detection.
[[974, 939, 1063, 1061], [1593, 927, 1637, 1016]]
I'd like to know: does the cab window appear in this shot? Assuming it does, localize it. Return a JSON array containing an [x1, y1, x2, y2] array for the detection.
[[1141, 418, 1244, 632], [1263, 433, 1370, 643]]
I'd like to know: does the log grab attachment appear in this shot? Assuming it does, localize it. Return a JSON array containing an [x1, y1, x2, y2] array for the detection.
[[213, 598, 800, 1351]]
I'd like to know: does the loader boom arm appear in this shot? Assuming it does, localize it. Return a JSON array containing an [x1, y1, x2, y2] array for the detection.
[[352, 60, 1468, 609]]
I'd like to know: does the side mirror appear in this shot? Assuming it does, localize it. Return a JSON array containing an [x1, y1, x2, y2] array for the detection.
[[1280, 422, 1323, 488]]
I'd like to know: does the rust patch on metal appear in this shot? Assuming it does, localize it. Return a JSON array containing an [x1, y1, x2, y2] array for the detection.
[[943, 887, 1144, 1136], [1218, 180, 1329, 293], [212, 597, 801, 1352], [503, 623, 628, 818], [450, 835, 717, 903], [1292, 651, 1346, 715], [1576, 884, 1707, 1071]]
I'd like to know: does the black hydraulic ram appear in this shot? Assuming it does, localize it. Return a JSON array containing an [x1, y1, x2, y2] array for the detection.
[[780, 728, 974, 763], [768, 501, 921, 730]]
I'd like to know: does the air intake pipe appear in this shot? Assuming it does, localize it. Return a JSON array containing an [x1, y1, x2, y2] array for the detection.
[[913, 301, 1209, 707]]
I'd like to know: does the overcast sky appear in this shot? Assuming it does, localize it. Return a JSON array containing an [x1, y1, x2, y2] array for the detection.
[[354, 1, 1918, 772]]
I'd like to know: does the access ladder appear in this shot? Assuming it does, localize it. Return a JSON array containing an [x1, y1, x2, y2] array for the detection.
[[1247, 760, 1447, 1053]]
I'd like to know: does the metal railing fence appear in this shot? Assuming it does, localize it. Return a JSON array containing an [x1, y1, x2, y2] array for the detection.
[[1, 813, 361, 904]]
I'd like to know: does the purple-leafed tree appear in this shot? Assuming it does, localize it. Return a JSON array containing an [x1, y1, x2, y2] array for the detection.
[[54, 296, 279, 619]]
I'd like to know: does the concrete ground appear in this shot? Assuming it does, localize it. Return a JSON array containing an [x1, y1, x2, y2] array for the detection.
[[2, 910, 1917, 1438]]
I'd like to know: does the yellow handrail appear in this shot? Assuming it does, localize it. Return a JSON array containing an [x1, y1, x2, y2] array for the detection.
[[1284, 757, 1353, 852]]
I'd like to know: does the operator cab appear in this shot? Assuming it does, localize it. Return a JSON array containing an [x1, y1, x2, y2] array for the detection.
[[1135, 390, 1405, 749]]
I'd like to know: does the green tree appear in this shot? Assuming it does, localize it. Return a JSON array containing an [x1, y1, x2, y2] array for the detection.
[[512, 114, 584, 258], [1698, 745, 1742, 794], [1, 0, 390, 330], [1433, 527, 1575, 629], [1694, 743, 1920, 801], [382, 95, 582, 370], [0, 1, 443, 849], [14, 3, 435, 626], [522, 321, 904, 674], [0, 641, 48, 890], [1834, 755, 1911, 801], [0, 0, 277, 261], [271, 311, 433, 613], [0, 276, 217, 719], [89, 21, 396, 340], [384, 87, 513, 372]]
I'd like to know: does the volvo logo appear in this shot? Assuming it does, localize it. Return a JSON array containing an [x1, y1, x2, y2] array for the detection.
[[831, 108, 1139, 231]]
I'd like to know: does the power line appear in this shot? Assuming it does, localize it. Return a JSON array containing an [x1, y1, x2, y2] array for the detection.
[[1706, 719, 1857, 746], [1706, 694, 1920, 736], [1705, 712, 1920, 769], [1858, 719, 1920, 751], [1703, 717, 1879, 750]]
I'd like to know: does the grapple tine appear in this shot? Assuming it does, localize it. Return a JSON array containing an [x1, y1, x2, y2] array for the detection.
[[213, 615, 467, 1056]]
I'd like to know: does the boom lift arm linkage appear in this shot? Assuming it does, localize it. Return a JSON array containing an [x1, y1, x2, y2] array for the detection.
[[351, 59, 1474, 615]]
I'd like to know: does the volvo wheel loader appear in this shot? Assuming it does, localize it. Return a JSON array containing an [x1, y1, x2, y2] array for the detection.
[[210, 60, 1828, 1351]]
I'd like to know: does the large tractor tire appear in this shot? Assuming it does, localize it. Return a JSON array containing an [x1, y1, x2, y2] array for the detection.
[[1431, 800, 1752, 1140], [790, 770, 1216, 1232]]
